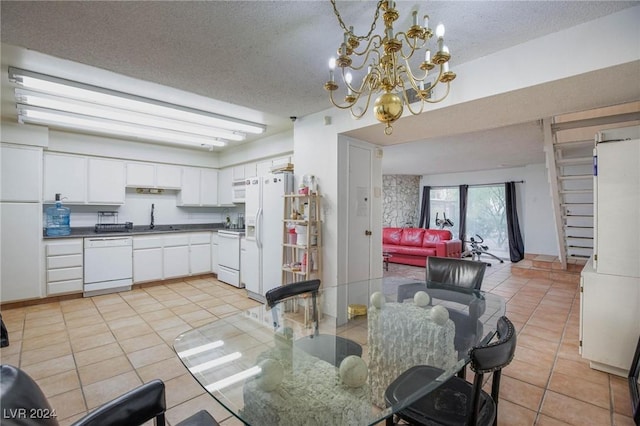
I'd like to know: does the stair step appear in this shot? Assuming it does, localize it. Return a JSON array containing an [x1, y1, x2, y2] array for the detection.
[[560, 189, 593, 194], [556, 157, 592, 165], [559, 174, 592, 180]]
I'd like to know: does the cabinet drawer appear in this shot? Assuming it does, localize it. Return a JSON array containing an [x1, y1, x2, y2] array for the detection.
[[133, 236, 163, 249], [164, 234, 189, 247], [190, 232, 211, 245], [46, 240, 83, 256], [47, 254, 82, 269], [47, 266, 83, 282], [47, 279, 83, 295]]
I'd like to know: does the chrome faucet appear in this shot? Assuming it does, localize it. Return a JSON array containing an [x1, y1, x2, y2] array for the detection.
[[150, 203, 155, 229]]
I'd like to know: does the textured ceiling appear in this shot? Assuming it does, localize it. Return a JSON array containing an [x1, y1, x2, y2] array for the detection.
[[1, 1, 638, 173]]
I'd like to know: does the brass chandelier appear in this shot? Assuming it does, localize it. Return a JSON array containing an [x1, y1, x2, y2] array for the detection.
[[324, 0, 456, 135]]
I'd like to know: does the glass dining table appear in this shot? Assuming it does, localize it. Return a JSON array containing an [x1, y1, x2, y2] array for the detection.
[[174, 278, 506, 426]]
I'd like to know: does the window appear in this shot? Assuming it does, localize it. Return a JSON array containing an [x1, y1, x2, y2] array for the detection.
[[429, 187, 459, 239], [466, 185, 509, 257]]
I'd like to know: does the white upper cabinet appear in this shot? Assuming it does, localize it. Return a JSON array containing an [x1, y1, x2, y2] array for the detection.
[[156, 164, 182, 189], [200, 169, 219, 206], [178, 167, 218, 206], [126, 162, 182, 189], [44, 153, 124, 205], [126, 162, 155, 187], [87, 158, 125, 204], [218, 168, 234, 205], [43, 153, 87, 203], [1, 144, 42, 202]]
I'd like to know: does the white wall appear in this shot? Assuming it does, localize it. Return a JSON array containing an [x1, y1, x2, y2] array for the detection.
[[63, 189, 242, 228], [218, 130, 293, 168], [420, 164, 557, 256]]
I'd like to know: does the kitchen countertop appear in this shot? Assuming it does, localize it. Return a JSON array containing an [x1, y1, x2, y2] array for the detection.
[[43, 223, 245, 239]]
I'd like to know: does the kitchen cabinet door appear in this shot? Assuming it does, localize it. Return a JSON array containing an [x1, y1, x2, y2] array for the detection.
[[211, 232, 219, 274], [134, 248, 163, 283], [87, 158, 125, 204], [218, 168, 234, 205], [163, 246, 189, 278], [156, 165, 182, 189], [126, 162, 155, 187], [1, 144, 42, 202], [200, 169, 218, 206], [43, 153, 86, 203], [256, 160, 272, 177], [191, 244, 212, 275], [1, 203, 43, 302], [178, 167, 201, 206]]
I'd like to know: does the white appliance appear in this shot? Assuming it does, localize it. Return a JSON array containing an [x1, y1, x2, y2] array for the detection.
[[580, 125, 640, 375], [84, 236, 133, 296], [245, 172, 294, 301], [218, 229, 244, 288]]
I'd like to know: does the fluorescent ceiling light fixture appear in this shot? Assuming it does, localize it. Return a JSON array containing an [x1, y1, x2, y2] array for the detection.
[[8, 67, 266, 146], [18, 106, 227, 148], [15, 89, 244, 141], [176, 340, 225, 358]]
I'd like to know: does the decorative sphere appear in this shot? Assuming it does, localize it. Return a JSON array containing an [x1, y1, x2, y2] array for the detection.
[[339, 355, 368, 388], [256, 359, 284, 391], [414, 291, 431, 307], [374, 93, 403, 125], [370, 292, 386, 309], [430, 305, 450, 326]]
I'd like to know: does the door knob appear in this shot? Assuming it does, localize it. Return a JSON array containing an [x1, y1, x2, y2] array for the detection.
[[365, 230, 372, 236]]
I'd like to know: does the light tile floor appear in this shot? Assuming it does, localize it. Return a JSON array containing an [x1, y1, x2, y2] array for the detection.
[[0, 264, 636, 425]]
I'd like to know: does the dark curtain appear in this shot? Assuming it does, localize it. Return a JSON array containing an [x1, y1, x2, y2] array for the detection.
[[505, 181, 525, 262], [459, 185, 468, 252], [418, 186, 431, 228]]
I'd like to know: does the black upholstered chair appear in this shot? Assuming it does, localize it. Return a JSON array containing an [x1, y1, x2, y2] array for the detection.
[[629, 335, 640, 425], [384, 316, 517, 426], [265, 279, 362, 367], [0, 364, 218, 426]]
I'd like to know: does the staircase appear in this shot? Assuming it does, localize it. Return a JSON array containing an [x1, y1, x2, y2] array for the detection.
[[542, 102, 640, 269]]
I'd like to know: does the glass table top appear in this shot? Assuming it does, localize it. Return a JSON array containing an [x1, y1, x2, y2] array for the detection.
[[174, 278, 506, 426]]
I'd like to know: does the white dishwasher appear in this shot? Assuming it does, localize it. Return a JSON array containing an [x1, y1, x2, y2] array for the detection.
[[84, 236, 133, 297]]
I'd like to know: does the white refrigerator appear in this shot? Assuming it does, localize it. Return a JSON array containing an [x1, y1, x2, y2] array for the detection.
[[244, 172, 294, 302]]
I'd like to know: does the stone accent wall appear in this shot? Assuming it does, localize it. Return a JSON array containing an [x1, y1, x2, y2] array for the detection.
[[383, 175, 420, 227]]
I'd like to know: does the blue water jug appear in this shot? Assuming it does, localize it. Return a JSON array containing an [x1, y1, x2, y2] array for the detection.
[[45, 193, 71, 236]]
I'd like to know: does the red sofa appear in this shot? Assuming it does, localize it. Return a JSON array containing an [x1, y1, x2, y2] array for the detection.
[[383, 228, 462, 267]]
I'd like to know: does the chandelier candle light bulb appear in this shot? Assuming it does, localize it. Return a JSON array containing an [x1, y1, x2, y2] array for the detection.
[[325, 0, 456, 134]]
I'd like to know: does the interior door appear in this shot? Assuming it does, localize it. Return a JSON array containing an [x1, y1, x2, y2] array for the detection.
[[347, 145, 372, 283]]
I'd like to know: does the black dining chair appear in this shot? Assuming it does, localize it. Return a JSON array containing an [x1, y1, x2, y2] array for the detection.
[[629, 334, 640, 425], [265, 279, 362, 367], [384, 316, 517, 426], [0, 364, 219, 426]]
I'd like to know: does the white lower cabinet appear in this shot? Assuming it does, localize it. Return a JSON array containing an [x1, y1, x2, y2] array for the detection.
[[45, 239, 83, 295], [163, 234, 190, 279], [1, 203, 43, 302], [211, 232, 219, 274], [190, 232, 211, 275], [133, 236, 163, 283], [240, 237, 246, 286]]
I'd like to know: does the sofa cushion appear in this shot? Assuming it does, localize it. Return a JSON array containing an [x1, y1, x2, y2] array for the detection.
[[383, 228, 403, 245], [423, 229, 452, 245], [400, 228, 425, 247], [394, 246, 437, 257]]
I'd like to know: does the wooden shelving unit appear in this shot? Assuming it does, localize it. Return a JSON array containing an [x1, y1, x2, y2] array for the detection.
[[282, 193, 322, 285]]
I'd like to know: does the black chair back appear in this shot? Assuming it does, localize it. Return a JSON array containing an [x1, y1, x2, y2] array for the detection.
[[469, 316, 516, 426], [629, 335, 640, 425], [426, 256, 486, 291], [0, 364, 60, 426], [265, 279, 320, 308]]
